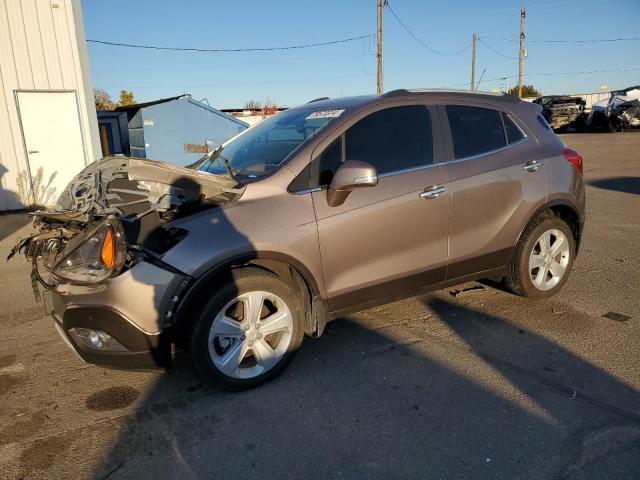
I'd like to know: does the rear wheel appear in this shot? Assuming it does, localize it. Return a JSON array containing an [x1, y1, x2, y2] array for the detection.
[[505, 215, 575, 299], [190, 268, 304, 390]]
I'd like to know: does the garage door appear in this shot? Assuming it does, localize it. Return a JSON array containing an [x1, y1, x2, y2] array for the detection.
[[16, 91, 87, 206]]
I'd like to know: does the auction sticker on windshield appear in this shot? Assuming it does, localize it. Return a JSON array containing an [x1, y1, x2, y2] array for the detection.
[[306, 109, 345, 120]]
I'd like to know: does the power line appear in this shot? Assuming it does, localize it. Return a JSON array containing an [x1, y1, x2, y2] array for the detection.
[[447, 66, 640, 88], [86, 34, 372, 53], [478, 38, 520, 60], [480, 35, 640, 43], [384, 2, 471, 56]]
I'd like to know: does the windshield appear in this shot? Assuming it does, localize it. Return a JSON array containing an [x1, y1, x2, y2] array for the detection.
[[196, 107, 344, 178]]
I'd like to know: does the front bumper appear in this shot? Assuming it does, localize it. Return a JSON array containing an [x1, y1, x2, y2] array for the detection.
[[43, 272, 177, 370]]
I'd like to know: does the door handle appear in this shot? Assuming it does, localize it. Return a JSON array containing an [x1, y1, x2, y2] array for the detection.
[[419, 185, 447, 199], [524, 160, 543, 172], [28, 150, 39, 154]]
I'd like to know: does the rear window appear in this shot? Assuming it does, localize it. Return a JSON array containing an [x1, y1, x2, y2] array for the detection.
[[446, 105, 506, 159], [537, 114, 552, 131], [502, 113, 525, 144]]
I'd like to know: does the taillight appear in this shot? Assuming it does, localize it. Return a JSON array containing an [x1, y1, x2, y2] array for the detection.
[[562, 147, 583, 176]]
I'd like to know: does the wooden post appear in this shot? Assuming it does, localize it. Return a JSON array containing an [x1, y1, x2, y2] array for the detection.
[[377, 0, 384, 95], [471, 33, 477, 91], [518, 9, 526, 98]]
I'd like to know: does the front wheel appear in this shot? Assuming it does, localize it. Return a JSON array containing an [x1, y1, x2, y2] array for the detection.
[[505, 215, 575, 299], [190, 268, 304, 390]]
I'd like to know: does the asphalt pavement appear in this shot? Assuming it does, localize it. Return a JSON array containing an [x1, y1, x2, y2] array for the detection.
[[0, 132, 638, 479]]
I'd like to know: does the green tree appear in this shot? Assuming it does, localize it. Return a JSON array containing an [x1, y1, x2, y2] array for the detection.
[[507, 85, 541, 98], [118, 89, 136, 106]]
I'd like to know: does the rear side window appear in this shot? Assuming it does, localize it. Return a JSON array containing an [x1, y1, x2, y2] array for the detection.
[[345, 105, 433, 174], [446, 105, 506, 159], [502, 113, 525, 144], [537, 114, 552, 131]]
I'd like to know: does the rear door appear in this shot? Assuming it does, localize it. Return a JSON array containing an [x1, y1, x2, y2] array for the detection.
[[307, 102, 451, 311], [439, 102, 548, 279]]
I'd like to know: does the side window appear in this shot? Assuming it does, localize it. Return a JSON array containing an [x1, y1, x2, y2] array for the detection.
[[446, 105, 506, 159], [316, 136, 343, 187], [303, 105, 433, 189], [537, 114, 552, 131], [345, 106, 433, 175], [502, 112, 525, 144]]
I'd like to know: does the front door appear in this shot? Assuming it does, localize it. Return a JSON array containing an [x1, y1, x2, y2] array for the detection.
[[16, 91, 87, 206], [309, 104, 451, 311]]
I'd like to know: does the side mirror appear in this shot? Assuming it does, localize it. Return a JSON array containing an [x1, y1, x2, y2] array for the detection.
[[327, 160, 378, 207]]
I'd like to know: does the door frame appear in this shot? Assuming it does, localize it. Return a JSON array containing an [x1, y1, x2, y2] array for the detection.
[[14, 89, 89, 205]]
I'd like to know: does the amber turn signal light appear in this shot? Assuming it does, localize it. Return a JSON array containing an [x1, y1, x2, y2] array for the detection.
[[100, 227, 115, 269]]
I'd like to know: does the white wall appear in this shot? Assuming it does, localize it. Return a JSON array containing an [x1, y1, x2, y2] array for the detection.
[[0, 0, 100, 210]]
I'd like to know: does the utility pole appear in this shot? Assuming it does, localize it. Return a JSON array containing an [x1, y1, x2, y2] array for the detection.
[[471, 33, 477, 91], [377, 0, 384, 95], [518, 8, 526, 98]]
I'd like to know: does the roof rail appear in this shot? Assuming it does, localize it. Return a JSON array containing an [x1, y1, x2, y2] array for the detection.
[[307, 96, 330, 103], [381, 88, 519, 103], [382, 89, 411, 98]]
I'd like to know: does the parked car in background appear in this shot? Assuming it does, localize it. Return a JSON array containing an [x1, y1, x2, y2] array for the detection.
[[533, 95, 587, 132], [587, 85, 640, 132], [11, 89, 585, 389]]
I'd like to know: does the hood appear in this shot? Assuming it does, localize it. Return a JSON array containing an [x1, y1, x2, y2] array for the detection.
[[55, 155, 244, 220], [8, 156, 245, 292]]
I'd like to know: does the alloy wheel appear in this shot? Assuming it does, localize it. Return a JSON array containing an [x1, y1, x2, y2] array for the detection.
[[528, 228, 570, 291], [207, 291, 294, 379]]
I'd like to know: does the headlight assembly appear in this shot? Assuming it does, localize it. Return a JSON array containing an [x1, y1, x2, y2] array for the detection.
[[53, 217, 126, 284]]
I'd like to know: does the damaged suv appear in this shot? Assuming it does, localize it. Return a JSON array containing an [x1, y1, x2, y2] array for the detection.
[[533, 95, 587, 132], [11, 90, 585, 389]]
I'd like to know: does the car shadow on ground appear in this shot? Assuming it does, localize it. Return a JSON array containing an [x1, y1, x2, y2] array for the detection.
[[0, 212, 31, 243], [588, 176, 640, 195], [86, 297, 640, 480]]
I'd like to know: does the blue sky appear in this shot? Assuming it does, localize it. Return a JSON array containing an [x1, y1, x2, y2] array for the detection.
[[82, 0, 640, 108]]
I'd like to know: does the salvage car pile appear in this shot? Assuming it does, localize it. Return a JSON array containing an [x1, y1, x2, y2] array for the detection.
[[587, 85, 640, 132], [534, 85, 640, 133], [533, 95, 587, 132]]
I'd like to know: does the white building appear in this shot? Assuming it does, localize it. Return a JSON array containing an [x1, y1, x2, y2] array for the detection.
[[0, 0, 100, 211]]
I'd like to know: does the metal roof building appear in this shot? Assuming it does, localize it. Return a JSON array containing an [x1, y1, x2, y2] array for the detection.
[[0, 0, 100, 211], [99, 95, 248, 167]]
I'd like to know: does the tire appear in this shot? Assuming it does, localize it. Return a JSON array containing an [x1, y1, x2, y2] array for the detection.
[[190, 267, 304, 390], [505, 215, 575, 299]]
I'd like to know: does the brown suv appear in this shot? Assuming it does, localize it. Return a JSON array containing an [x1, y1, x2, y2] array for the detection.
[[14, 89, 585, 389]]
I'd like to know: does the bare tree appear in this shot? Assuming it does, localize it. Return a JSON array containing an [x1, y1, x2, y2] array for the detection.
[[244, 100, 262, 110], [263, 98, 278, 115], [94, 89, 115, 111]]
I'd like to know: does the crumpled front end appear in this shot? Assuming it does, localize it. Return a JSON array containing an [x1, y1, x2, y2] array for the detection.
[[535, 96, 587, 131], [8, 155, 245, 368]]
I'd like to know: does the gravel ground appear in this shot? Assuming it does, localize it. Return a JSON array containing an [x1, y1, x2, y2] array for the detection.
[[0, 133, 638, 479]]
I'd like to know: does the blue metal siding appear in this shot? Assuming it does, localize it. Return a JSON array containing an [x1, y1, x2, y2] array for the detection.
[[128, 110, 146, 158], [139, 97, 247, 166]]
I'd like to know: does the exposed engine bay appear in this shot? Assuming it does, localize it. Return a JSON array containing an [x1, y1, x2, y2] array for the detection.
[[8, 156, 245, 296], [533, 96, 587, 132]]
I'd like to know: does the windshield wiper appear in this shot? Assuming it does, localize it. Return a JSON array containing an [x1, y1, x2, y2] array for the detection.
[[187, 145, 224, 170], [220, 155, 241, 178], [187, 145, 240, 178]]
